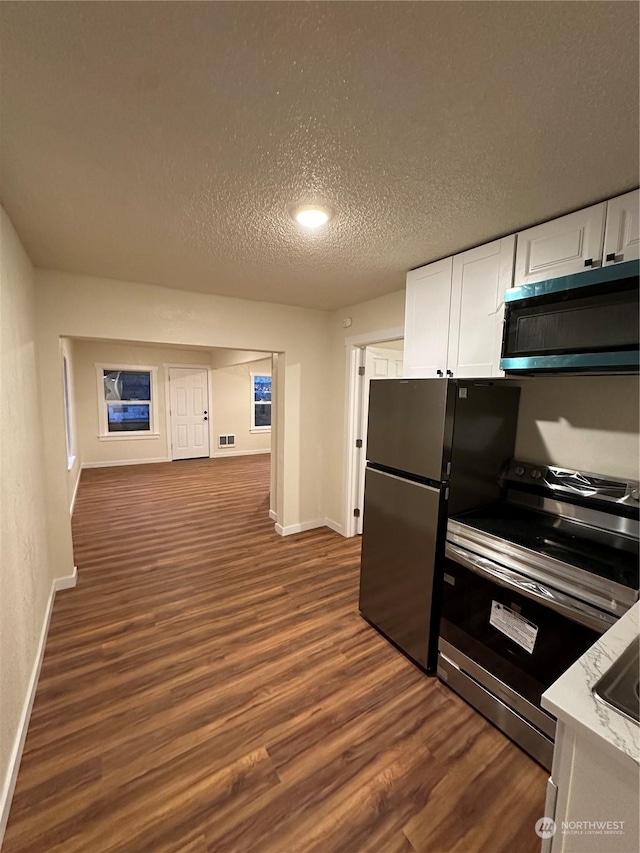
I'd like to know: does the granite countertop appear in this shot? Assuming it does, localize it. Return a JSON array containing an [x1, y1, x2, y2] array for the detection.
[[542, 600, 639, 768]]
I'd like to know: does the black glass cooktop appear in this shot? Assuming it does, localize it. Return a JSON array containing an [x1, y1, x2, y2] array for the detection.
[[452, 503, 639, 591]]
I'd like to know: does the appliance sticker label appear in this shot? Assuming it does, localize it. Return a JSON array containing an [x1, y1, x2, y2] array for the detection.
[[490, 601, 538, 654]]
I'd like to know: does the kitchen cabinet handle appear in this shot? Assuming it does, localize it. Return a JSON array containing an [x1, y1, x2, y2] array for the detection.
[[436, 369, 444, 377], [446, 370, 454, 377], [584, 258, 594, 267], [606, 252, 622, 263]]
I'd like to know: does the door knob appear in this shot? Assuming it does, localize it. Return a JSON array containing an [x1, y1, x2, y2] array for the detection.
[[203, 416, 208, 421], [203, 410, 208, 415]]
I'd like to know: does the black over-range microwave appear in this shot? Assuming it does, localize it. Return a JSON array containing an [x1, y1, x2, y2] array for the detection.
[[500, 259, 639, 374]]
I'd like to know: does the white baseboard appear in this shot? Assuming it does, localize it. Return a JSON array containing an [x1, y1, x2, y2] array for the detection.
[[54, 566, 78, 591], [0, 569, 77, 845], [274, 518, 345, 537], [82, 457, 170, 469], [268, 509, 277, 522], [274, 519, 326, 537], [211, 449, 271, 458], [69, 469, 81, 516], [324, 517, 345, 536]]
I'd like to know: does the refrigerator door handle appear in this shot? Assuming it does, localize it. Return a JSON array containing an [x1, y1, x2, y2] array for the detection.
[[367, 467, 441, 494]]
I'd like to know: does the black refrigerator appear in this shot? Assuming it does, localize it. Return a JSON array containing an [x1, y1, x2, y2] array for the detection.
[[358, 378, 520, 672]]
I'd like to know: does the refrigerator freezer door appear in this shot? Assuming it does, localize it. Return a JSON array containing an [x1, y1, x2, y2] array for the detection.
[[359, 466, 443, 670], [448, 383, 520, 516], [366, 378, 452, 481]]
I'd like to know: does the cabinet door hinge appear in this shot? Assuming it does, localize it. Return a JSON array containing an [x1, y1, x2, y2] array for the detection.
[[355, 439, 363, 448], [353, 508, 361, 517], [358, 366, 365, 376]]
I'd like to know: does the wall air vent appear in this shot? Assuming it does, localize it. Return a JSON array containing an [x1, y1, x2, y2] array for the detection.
[[218, 434, 236, 448]]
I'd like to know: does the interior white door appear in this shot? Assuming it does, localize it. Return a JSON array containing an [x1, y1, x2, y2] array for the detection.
[[168, 367, 210, 460], [355, 342, 404, 534]]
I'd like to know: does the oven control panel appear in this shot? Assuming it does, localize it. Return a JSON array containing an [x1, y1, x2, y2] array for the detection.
[[504, 460, 640, 507]]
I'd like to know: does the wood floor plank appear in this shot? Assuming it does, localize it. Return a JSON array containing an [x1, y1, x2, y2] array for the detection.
[[3, 455, 547, 853]]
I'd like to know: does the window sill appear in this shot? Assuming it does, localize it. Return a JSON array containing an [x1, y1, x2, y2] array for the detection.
[[250, 427, 271, 434], [67, 455, 76, 471], [98, 433, 161, 441]]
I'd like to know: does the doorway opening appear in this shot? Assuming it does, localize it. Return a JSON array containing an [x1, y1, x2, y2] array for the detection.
[[64, 337, 280, 524], [344, 327, 404, 537]]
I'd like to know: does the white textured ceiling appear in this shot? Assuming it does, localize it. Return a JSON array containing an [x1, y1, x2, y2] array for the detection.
[[1, 2, 638, 311]]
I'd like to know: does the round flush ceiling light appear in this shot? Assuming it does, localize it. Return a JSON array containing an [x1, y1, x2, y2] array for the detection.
[[293, 205, 331, 229]]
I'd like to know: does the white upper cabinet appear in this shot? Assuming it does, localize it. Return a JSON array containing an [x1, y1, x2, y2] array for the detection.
[[404, 238, 514, 379], [447, 235, 515, 378], [404, 190, 636, 381], [514, 202, 606, 286], [404, 257, 453, 378], [603, 189, 639, 265]]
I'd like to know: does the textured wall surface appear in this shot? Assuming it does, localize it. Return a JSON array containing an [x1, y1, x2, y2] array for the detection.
[[1, 2, 638, 310], [0, 208, 51, 808]]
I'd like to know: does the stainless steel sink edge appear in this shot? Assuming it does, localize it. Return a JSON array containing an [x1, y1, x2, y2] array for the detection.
[[592, 638, 640, 725]]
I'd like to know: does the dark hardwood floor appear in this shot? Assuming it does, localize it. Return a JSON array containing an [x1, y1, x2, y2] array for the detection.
[[4, 455, 546, 852]]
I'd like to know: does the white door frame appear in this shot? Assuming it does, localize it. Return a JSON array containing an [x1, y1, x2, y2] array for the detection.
[[163, 363, 214, 460], [342, 326, 404, 537]]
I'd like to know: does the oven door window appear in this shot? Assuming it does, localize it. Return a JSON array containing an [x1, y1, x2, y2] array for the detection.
[[440, 558, 600, 708]]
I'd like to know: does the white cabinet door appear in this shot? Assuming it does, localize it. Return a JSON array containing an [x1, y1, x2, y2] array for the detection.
[[515, 202, 606, 286], [603, 189, 639, 265], [448, 235, 515, 378], [404, 257, 453, 377]]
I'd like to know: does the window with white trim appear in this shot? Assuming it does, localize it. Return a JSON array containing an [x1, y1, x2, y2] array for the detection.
[[62, 355, 75, 469], [96, 364, 159, 438], [251, 374, 271, 432]]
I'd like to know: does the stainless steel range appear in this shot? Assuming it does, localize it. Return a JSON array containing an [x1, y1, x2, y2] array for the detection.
[[437, 460, 640, 770]]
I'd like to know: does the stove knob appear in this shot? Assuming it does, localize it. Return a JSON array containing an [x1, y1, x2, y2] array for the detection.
[[514, 465, 525, 476], [531, 469, 542, 480], [630, 488, 640, 502]]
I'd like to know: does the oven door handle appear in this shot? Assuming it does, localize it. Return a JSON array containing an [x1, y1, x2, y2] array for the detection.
[[446, 543, 616, 634]]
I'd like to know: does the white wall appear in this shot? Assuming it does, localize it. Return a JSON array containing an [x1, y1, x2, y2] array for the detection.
[[0, 208, 53, 835], [211, 357, 272, 456], [35, 268, 332, 578], [513, 375, 639, 480], [60, 337, 81, 512], [210, 349, 268, 369], [73, 340, 215, 466]]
